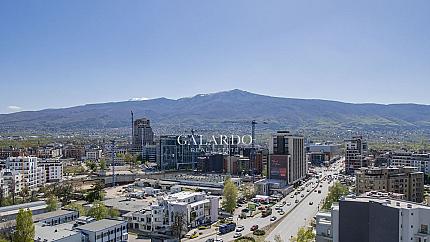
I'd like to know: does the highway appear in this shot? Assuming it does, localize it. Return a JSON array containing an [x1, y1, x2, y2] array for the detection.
[[189, 160, 343, 242]]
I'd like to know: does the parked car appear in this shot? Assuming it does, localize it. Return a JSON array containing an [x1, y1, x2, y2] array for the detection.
[[236, 225, 244, 232], [251, 225, 259, 231], [309, 201, 314, 205], [233, 232, 242, 238], [271, 216, 277, 221]]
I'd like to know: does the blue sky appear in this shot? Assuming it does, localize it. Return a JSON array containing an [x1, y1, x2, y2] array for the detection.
[[1, 0, 429, 114]]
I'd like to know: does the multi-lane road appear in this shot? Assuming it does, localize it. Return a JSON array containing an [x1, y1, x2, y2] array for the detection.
[[189, 160, 344, 242]]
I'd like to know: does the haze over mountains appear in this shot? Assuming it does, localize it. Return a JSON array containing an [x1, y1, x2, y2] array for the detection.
[[1, 89, 430, 134]]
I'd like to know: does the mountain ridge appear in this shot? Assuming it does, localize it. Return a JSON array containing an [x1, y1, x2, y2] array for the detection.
[[1, 89, 430, 133]]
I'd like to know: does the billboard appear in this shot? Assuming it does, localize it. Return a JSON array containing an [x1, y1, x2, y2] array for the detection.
[[270, 155, 289, 180]]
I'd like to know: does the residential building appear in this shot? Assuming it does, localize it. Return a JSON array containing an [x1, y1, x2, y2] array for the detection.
[[390, 151, 430, 174], [6, 156, 43, 190], [0, 169, 22, 195], [316, 194, 430, 242], [85, 149, 103, 161], [39, 158, 63, 182], [37, 144, 63, 159], [345, 136, 368, 174], [356, 166, 424, 202]]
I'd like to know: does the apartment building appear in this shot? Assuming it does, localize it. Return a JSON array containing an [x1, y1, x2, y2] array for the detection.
[[6, 156, 45, 190], [345, 136, 368, 174], [356, 166, 424, 203], [0, 169, 22, 195], [316, 195, 430, 242], [389, 151, 430, 174], [39, 158, 63, 182]]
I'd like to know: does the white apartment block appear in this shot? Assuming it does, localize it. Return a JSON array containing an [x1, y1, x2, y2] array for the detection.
[[390, 151, 430, 174], [125, 191, 219, 235], [39, 158, 63, 182], [6, 156, 45, 190], [0, 169, 22, 196]]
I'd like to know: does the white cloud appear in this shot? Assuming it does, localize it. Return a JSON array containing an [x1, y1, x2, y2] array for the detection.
[[129, 97, 150, 101], [7, 105, 22, 112]]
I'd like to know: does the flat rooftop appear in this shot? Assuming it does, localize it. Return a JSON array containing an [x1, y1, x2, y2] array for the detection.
[[103, 197, 153, 212], [33, 209, 77, 222], [343, 196, 430, 210], [76, 219, 126, 232], [35, 222, 78, 242]]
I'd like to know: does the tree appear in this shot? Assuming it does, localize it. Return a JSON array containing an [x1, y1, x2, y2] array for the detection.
[[86, 160, 98, 172], [222, 177, 238, 214], [86, 182, 105, 203], [13, 209, 34, 242], [290, 227, 315, 242], [99, 159, 107, 171], [171, 212, 187, 240], [108, 208, 120, 218], [87, 201, 109, 220], [65, 202, 86, 216], [241, 183, 256, 200], [322, 182, 349, 210], [46, 195, 58, 211]]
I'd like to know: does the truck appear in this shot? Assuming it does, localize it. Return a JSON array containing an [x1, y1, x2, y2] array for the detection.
[[219, 223, 236, 234]]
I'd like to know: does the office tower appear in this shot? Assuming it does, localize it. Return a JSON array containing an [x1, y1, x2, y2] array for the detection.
[[132, 118, 154, 150], [270, 131, 306, 185]]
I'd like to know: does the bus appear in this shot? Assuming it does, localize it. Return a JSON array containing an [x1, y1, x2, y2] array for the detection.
[[219, 223, 236, 234]]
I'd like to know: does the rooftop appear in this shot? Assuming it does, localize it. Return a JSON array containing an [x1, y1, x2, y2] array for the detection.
[[343, 195, 430, 210], [35, 222, 78, 242], [103, 197, 153, 212], [76, 219, 126, 232], [33, 209, 78, 222]]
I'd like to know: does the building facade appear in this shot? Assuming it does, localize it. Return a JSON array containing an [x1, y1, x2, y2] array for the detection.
[[355, 166, 424, 203], [345, 136, 368, 174]]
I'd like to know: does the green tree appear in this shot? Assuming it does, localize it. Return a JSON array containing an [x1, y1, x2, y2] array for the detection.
[[13, 209, 35, 242], [85, 160, 98, 172], [65, 202, 87, 216], [322, 182, 349, 210], [46, 195, 58, 211], [241, 183, 256, 200], [108, 208, 120, 218], [87, 201, 109, 220], [99, 159, 107, 171], [290, 227, 315, 242], [86, 182, 105, 203], [222, 177, 238, 214]]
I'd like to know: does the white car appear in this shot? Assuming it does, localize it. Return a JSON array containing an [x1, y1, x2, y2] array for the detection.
[[236, 225, 244, 232], [233, 232, 242, 238], [215, 239, 223, 242]]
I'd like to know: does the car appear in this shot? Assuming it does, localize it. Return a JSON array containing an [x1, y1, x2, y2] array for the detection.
[[320, 185, 323, 188], [236, 225, 244, 232], [290, 195, 294, 198], [309, 201, 314, 205], [215, 239, 223, 242], [251, 225, 259, 231], [279, 211, 285, 215], [301, 194, 305, 198], [307, 189, 310, 192], [205, 239, 214, 242], [241, 208, 249, 213], [318, 190, 322, 194], [314, 190, 317, 192], [286, 202, 291, 206], [295, 199, 299, 203], [233, 232, 242, 238], [270, 216, 277, 221]]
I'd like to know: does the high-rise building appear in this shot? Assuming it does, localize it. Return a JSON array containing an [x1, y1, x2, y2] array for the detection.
[[355, 166, 424, 203], [38, 158, 63, 182], [6, 156, 44, 190], [132, 118, 154, 151], [158, 135, 197, 170], [270, 131, 306, 185], [345, 136, 368, 174]]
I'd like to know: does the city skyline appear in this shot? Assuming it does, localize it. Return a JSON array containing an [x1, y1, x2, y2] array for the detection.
[[1, 0, 430, 113]]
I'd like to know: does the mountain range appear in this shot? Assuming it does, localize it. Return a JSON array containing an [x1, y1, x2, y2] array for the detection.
[[1, 89, 430, 134]]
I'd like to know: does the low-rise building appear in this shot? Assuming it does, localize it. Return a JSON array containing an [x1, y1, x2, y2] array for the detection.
[[76, 219, 128, 242], [355, 166, 424, 202]]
